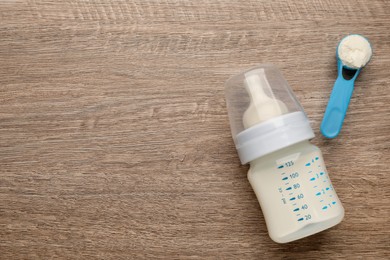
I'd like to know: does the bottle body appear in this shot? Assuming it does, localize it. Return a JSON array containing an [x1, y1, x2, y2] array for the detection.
[[248, 141, 344, 243], [225, 65, 344, 243]]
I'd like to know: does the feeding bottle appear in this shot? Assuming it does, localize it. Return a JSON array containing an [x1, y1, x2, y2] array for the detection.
[[225, 64, 344, 243]]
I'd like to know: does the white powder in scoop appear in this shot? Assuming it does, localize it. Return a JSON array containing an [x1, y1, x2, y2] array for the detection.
[[338, 35, 372, 69]]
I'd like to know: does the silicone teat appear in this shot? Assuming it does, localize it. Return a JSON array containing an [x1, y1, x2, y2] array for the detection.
[[243, 69, 288, 128], [321, 35, 372, 138]]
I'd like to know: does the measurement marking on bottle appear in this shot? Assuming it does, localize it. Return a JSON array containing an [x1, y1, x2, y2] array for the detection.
[[285, 182, 290, 185], [298, 218, 304, 221], [316, 192, 321, 196], [320, 172, 324, 175], [314, 185, 318, 188], [293, 208, 299, 212], [286, 187, 292, 190], [293, 203, 297, 206], [326, 187, 330, 190], [290, 197, 296, 201], [320, 200, 324, 202], [310, 177, 316, 181], [278, 165, 284, 169], [332, 201, 336, 205], [305, 163, 311, 166], [322, 206, 328, 210], [293, 184, 300, 189], [282, 177, 288, 181], [315, 157, 319, 160]]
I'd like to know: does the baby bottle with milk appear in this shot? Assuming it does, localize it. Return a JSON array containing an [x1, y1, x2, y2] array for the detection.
[[225, 64, 344, 243]]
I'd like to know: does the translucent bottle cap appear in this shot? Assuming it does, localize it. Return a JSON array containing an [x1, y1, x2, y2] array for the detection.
[[225, 64, 315, 164]]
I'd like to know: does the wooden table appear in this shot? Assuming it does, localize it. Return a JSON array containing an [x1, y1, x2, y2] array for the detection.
[[1, 1, 389, 259]]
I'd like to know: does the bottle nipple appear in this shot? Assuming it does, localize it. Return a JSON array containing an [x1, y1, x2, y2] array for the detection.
[[243, 69, 288, 129]]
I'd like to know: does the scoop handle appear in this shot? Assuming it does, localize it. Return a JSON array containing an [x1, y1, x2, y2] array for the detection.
[[320, 60, 360, 138]]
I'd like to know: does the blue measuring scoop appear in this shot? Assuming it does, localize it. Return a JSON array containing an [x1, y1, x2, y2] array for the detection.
[[320, 35, 372, 139]]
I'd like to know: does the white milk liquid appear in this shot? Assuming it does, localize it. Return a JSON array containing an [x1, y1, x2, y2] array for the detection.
[[248, 141, 344, 243]]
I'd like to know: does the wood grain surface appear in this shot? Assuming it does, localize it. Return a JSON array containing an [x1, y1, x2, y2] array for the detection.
[[0, 0, 389, 259]]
